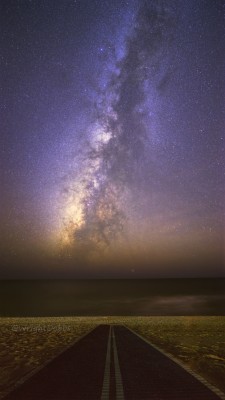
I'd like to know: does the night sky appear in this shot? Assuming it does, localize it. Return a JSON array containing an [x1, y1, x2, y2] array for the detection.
[[1, 0, 224, 278]]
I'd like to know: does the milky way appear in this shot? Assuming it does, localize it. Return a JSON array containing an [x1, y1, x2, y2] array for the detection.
[[0, 0, 224, 278], [60, 2, 176, 266]]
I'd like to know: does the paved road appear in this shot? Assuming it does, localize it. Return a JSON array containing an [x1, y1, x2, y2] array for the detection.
[[4, 325, 223, 400], [114, 325, 222, 400], [4, 325, 109, 400]]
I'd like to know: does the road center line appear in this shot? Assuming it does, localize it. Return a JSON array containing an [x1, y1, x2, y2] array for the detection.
[[112, 326, 124, 400], [101, 326, 112, 400]]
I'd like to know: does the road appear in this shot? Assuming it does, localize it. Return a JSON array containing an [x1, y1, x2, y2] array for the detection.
[[3, 325, 224, 400]]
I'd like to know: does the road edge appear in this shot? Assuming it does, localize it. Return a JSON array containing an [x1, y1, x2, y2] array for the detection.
[[1, 325, 98, 400], [124, 325, 225, 400]]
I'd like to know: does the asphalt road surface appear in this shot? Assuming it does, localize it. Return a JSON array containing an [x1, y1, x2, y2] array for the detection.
[[3, 325, 224, 400]]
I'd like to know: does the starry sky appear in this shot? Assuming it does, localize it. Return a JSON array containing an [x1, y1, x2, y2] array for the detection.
[[1, 0, 224, 279]]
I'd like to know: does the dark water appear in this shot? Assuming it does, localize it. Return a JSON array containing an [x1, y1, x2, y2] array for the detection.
[[0, 279, 224, 316]]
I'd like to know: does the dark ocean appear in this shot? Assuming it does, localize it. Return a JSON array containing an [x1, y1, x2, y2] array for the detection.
[[0, 279, 224, 316]]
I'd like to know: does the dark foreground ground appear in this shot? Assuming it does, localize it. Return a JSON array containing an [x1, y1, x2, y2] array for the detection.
[[3, 325, 224, 400]]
